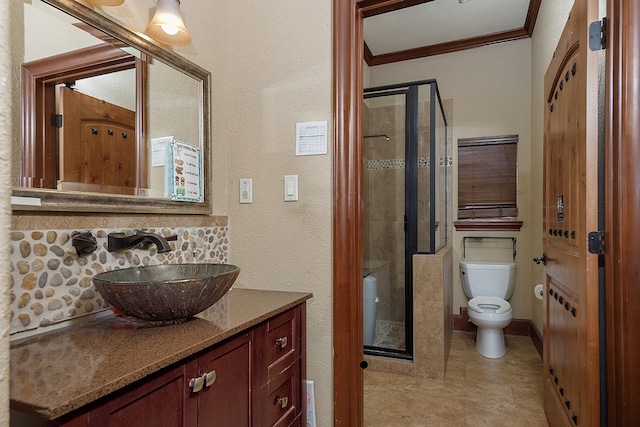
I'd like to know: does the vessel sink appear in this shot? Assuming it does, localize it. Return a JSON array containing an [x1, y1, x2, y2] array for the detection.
[[92, 264, 240, 323]]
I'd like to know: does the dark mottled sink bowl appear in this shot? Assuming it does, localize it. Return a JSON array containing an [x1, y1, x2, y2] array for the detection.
[[92, 264, 240, 323]]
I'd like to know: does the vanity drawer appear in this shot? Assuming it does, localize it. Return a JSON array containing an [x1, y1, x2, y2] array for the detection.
[[265, 309, 297, 365], [252, 305, 304, 427], [265, 365, 299, 427], [280, 414, 302, 427], [267, 349, 296, 394]]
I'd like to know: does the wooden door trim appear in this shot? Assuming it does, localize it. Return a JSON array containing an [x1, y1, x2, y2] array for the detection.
[[334, 1, 418, 425], [605, 0, 640, 424], [21, 43, 147, 190], [333, 1, 363, 425]]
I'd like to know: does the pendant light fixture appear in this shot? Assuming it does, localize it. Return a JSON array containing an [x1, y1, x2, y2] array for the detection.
[[146, 0, 192, 46]]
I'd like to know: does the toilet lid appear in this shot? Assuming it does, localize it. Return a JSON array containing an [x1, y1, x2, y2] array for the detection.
[[468, 296, 511, 314]]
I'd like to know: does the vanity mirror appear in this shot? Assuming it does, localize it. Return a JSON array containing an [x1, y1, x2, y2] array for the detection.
[[11, 0, 211, 213]]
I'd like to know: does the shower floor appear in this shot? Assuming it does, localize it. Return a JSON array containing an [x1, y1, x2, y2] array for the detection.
[[373, 319, 405, 350]]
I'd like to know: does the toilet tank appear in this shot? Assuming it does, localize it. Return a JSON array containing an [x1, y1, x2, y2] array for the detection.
[[460, 261, 516, 300]]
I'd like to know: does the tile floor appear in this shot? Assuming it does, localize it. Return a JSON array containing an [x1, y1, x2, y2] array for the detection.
[[373, 319, 405, 349], [364, 330, 549, 426]]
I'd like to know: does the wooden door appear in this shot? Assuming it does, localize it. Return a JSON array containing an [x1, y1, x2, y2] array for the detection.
[[59, 87, 137, 194], [543, 0, 600, 426]]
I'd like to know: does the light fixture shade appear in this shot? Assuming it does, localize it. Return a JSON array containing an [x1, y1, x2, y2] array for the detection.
[[89, 0, 125, 5], [146, 0, 192, 46]]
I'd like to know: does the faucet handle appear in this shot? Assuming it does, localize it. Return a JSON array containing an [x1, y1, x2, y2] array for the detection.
[[72, 231, 98, 256]]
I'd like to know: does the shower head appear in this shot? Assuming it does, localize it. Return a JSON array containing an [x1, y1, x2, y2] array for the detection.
[[363, 134, 390, 141]]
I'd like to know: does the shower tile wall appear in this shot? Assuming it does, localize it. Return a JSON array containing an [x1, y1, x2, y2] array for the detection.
[[363, 101, 406, 323], [417, 100, 432, 253], [443, 99, 453, 247], [9, 225, 229, 335], [363, 100, 437, 323], [365, 247, 453, 379]]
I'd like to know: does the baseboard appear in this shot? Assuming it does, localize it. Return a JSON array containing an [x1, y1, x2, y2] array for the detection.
[[453, 307, 475, 332], [529, 320, 543, 359], [454, 307, 544, 359]]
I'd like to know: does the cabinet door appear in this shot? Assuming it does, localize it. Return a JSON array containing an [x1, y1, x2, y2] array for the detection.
[[198, 332, 252, 427], [85, 358, 199, 427]]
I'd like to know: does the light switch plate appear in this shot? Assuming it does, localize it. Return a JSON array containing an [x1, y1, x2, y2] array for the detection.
[[284, 175, 298, 201], [240, 179, 252, 204]]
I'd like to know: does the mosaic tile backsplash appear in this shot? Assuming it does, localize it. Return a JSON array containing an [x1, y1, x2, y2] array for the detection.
[[9, 226, 229, 335]]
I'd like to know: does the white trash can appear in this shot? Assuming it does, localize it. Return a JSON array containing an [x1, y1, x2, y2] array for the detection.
[[363, 274, 379, 346]]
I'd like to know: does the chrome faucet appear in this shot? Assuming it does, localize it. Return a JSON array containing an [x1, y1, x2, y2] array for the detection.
[[107, 231, 177, 253]]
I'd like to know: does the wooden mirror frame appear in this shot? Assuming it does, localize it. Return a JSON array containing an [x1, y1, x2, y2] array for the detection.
[[13, 0, 211, 214]]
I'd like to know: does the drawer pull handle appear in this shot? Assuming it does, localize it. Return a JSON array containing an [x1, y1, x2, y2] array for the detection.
[[276, 396, 289, 409], [189, 376, 204, 393], [276, 336, 288, 349], [204, 370, 217, 387]]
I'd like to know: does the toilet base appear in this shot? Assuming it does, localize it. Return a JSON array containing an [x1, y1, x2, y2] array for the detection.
[[475, 327, 506, 359]]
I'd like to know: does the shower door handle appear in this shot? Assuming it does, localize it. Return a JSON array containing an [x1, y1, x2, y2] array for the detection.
[[533, 254, 546, 265]]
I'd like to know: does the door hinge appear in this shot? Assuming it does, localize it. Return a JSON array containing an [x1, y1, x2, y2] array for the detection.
[[588, 231, 605, 255], [51, 114, 62, 128], [589, 18, 607, 51]]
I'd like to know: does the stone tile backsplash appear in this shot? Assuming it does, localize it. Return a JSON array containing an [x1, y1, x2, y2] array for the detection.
[[9, 226, 229, 335]]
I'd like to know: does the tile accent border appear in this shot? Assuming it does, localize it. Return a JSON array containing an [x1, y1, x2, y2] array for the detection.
[[364, 156, 453, 171]]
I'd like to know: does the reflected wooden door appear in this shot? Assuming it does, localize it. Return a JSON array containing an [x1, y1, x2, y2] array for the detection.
[[543, 0, 600, 425], [59, 87, 136, 194]]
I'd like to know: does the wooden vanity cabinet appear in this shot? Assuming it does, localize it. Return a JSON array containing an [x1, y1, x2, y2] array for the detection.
[[60, 332, 251, 427], [51, 304, 305, 427]]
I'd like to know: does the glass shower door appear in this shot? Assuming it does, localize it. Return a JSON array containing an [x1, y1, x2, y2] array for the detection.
[[363, 79, 448, 360], [363, 91, 407, 354]]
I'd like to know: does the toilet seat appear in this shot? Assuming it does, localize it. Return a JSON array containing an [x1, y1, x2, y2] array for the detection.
[[468, 296, 511, 314]]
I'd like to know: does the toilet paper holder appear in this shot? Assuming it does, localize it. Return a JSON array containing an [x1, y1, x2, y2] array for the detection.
[[534, 284, 544, 300]]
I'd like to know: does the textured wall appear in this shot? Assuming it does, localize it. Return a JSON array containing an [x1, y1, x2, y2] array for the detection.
[[219, 2, 333, 424], [1, 0, 13, 423]]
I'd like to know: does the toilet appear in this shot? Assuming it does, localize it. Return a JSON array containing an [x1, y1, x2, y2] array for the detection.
[[460, 260, 516, 358]]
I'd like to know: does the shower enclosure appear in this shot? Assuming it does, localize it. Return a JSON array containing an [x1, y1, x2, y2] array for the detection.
[[363, 79, 448, 359]]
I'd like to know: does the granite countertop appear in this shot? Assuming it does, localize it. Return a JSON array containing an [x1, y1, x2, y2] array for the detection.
[[10, 288, 312, 421]]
